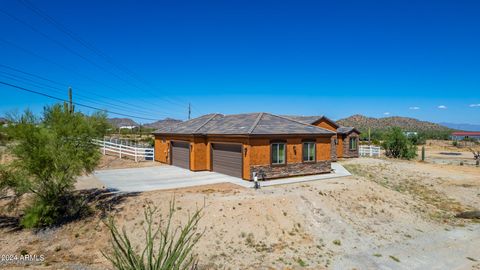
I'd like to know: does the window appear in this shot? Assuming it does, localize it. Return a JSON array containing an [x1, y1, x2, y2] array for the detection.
[[349, 137, 357, 150], [302, 142, 315, 162], [271, 143, 286, 165]]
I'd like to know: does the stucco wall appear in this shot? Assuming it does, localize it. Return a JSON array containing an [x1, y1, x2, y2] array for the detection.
[[316, 136, 331, 161], [313, 119, 338, 132], [336, 135, 344, 158], [312, 119, 337, 161]]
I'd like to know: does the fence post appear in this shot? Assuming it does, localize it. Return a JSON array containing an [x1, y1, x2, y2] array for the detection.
[[103, 140, 106, 155], [370, 146, 373, 157], [135, 147, 137, 162], [119, 144, 122, 158]]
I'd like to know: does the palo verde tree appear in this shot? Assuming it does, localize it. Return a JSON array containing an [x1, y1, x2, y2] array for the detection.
[[382, 127, 418, 160], [0, 104, 109, 228]]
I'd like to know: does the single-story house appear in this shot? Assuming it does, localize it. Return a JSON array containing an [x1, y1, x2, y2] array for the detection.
[[153, 113, 359, 180]]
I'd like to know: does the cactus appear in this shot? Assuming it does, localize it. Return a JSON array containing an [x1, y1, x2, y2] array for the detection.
[[421, 146, 425, 162]]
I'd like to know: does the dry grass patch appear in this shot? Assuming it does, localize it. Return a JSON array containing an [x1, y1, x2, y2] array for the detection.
[[344, 163, 470, 224]]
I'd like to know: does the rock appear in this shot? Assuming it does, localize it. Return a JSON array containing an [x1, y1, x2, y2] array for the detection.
[[455, 210, 480, 219]]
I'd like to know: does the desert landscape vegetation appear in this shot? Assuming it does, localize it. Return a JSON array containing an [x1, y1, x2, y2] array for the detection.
[[2, 1, 480, 269], [0, 107, 479, 270]]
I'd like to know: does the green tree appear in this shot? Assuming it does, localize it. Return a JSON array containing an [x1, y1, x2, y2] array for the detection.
[[382, 127, 417, 160], [0, 104, 108, 228]]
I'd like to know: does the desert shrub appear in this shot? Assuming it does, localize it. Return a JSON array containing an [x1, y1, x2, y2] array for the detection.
[[103, 201, 203, 270], [0, 104, 108, 228], [382, 127, 417, 160], [407, 134, 426, 145]]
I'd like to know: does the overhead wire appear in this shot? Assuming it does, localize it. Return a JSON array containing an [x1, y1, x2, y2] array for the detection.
[[16, 0, 205, 113], [0, 71, 164, 118], [0, 66, 163, 116], [0, 7, 187, 114], [0, 81, 159, 121], [0, 39, 183, 118]]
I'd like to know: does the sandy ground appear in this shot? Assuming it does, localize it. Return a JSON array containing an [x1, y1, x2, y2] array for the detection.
[[96, 154, 161, 170], [420, 140, 480, 166], [1, 156, 479, 270]]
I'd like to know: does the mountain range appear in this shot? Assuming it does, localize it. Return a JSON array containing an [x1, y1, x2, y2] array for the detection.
[[337, 114, 454, 132], [107, 117, 182, 129], [107, 114, 479, 132], [439, 122, 480, 132]]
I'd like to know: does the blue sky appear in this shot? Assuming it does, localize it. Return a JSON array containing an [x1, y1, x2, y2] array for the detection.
[[0, 0, 479, 124]]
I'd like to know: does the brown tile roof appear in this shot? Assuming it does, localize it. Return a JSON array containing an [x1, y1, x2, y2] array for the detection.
[[282, 115, 340, 128], [153, 113, 335, 136], [281, 115, 324, 125], [337, 126, 360, 134]]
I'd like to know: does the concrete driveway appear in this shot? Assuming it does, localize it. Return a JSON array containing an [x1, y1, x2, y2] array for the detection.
[[93, 163, 351, 192], [93, 165, 246, 192]]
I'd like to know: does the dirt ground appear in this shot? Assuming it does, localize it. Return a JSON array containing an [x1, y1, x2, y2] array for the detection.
[[95, 154, 160, 170], [0, 156, 479, 270], [420, 140, 480, 166]]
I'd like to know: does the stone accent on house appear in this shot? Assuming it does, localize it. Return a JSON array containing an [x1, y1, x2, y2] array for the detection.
[[250, 161, 331, 180], [330, 136, 338, 161], [342, 134, 359, 158]]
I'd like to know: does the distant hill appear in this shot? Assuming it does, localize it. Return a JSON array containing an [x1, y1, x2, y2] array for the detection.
[[143, 118, 182, 129], [439, 122, 480, 132], [108, 118, 138, 128], [337, 114, 453, 132]]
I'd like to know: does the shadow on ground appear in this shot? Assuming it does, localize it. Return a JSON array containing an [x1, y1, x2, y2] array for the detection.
[[0, 188, 140, 231], [79, 188, 140, 219]]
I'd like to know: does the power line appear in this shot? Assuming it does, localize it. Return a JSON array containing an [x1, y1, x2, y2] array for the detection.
[[16, 0, 201, 111], [0, 71, 161, 117], [0, 66, 163, 116], [0, 8, 187, 114], [0, 39, 183, 117], [0, 81, 159, 121]]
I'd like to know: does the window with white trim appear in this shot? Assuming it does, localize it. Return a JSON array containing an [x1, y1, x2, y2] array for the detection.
[[302, 142, 315, 162]]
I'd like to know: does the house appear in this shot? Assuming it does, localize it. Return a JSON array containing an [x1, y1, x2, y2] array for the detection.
[[119, 125, 138, 130], [153, 113, 360, 180], [282, 115, 361, 159], [451, 131, 480, 141], [153, 113, 340, 180], [404, 131, 418, 137]]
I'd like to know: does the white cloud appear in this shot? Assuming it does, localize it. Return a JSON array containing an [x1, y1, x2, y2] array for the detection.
[[409, 106, 420, 110], [437, 105, 447, 109], [469, 104, 480, 107], [383, 112, 390, 115]]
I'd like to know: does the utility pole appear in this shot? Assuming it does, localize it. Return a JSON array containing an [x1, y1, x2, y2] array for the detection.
[[368, 127, 371, 145], [188, 103, 191, 120], [68, 87, 74, 113]]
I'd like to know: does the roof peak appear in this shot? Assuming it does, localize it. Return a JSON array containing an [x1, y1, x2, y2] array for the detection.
[[269, 114, 335, 134]]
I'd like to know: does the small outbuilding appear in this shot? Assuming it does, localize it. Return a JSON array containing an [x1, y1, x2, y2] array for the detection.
[[451, 131, 480, 141]]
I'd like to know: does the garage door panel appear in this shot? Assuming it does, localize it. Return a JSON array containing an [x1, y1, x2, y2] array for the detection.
[[212, 143, 242, 178], [171, 141, 189, 169]]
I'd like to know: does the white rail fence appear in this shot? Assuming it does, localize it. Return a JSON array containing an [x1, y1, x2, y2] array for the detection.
[[359, 145, 381, 157], [93, 139, 154, 162]]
